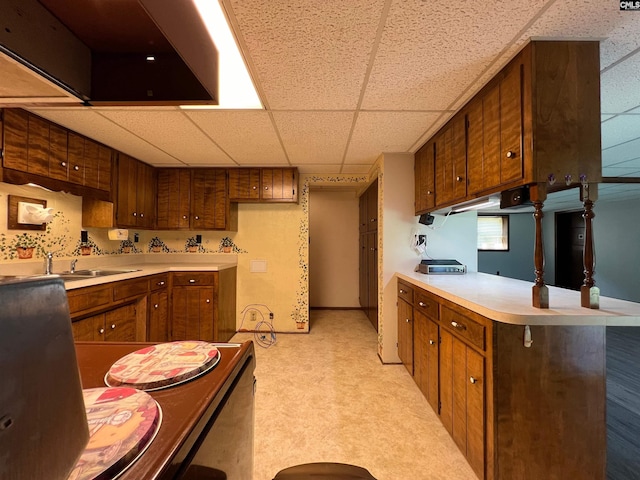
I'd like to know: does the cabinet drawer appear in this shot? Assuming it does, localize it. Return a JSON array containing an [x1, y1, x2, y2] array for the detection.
[[441, 306, 485, 351], [67, 285, 112, 316], [172, 272, 216, 286], [398, 281, 414, 304], [415, 290, 439, 320], [113, 278, 149, 301], [149, 274, 169, 291]]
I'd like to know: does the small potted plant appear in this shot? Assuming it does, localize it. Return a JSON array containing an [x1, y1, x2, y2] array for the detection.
[[186, 236, 199, 253], [121, 238, 134, 253], [220, 236, 234, 253], [80, 242, 92, 256], [149, 236, 165, 253], [14, 233, 39, 259]]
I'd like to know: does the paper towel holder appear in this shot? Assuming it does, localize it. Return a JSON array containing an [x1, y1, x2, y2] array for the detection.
[[8, 195, 49, 231]]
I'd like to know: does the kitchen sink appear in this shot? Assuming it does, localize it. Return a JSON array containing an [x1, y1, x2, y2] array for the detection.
[[54, 269, 141, 281]]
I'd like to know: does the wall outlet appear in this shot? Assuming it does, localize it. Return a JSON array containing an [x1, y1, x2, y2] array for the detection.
[[196, 234, 202, 244], [250, 311, 257, 322], [269, 312, 274, 320]]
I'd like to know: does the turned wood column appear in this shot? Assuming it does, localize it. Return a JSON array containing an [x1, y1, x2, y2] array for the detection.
[[580, 183, 599, 309], [530, 184, 548, 308]]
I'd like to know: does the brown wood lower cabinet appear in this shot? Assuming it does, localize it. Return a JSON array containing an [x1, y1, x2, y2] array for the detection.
[[148, 274, 169, 342], [399, 277, 606, 480], [170, 268, 237, 343], [71, 304, 137, 341]]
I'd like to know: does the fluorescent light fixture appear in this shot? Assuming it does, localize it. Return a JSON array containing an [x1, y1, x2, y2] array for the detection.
[[186, 0, 262, 109], [452, 197, 501, 213]]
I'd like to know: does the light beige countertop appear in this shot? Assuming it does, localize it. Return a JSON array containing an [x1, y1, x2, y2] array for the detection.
[[3, 253, 238, 290], [396, 271, 640, 327]]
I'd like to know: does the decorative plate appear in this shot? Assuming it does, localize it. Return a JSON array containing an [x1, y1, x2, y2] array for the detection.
[[105, 341, 220, 391]]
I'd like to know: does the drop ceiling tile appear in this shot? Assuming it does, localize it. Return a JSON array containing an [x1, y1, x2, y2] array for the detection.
[[345, 111, 442, 164], [272, 111, 354, 165], [26, 107, 182, 166], [601, 54, 640, 114], [228, 0, 385, 110], [362, 1, 548, 111], [184, 110, 288, 165], [297, 164, 343, 174], [98, 109, 233, 165]]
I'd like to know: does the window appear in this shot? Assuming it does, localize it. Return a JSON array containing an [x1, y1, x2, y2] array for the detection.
[[478, 215, 509, 251]]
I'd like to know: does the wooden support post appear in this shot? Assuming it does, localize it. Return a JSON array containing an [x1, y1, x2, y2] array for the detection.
[[580, 183, 599, 309], [530, 184, 548, 308]]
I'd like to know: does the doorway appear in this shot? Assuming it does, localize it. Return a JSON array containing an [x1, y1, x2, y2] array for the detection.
[[554, 211, 584, 290]]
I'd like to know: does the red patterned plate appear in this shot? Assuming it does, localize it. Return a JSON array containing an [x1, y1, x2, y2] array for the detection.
[[68, 387, 161, 480], [105, 341, 220, 391]]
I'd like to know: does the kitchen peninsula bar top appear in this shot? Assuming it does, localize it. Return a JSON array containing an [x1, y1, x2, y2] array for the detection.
[[397, 271, 640, 326]]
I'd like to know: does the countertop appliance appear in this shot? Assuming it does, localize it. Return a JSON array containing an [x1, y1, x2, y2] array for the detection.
[[417, 259, 466, 274]]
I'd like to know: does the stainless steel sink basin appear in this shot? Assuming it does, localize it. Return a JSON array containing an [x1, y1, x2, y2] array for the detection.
[[55, 269, 140, 281]]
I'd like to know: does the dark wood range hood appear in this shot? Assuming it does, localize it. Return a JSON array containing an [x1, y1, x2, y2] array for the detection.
[[0, 0, 218, 105]]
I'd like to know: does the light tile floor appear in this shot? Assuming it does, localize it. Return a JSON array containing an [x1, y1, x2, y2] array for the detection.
[[232, 309, 477, 480]]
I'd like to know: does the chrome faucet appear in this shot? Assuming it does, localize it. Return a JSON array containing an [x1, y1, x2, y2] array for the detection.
[[70, 259, 78, 274], [44, 252, 53, 275]]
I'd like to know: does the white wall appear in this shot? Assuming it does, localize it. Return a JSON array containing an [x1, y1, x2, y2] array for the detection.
[[308, 189, 359, 307], [379, 153, 480, 363]]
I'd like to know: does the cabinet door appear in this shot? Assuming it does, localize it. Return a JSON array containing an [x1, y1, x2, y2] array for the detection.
[[27, 114, 50, 177], [359, 234, 368, 309], [116, 153, 139, 227], [366, 232, 378, 330], [71, 313, 105, 341], [359, 191, 368, 234], [466, 348, 485, 479], [415, 311, 439, 413], [137, 161, 156, 228], [49, 124, 69, 182], [451, 115, 466, 201], [261, 168, 297, 202], [104, 303, 137, 341], [191, 169, 228, 230], [148, 289, 169, 342], [435, 129, 451, 206], [157, 169, 191, 229], [482, 85, 501, 190], [67, 132, 86, 185], [415, 141, 435, 214], [228, 168, 260, 201], [397, 298, 413, 375], [2, 109, 28, 171], [171, 286, 214, 341], [440, 329, 485, 479], [500, 63, 523, 184], [366, 180, 378, 232], [84, 139, 112, 191], [466, 99, 485, 195]]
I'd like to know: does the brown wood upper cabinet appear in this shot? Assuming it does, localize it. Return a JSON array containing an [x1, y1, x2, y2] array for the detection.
[[415, 40, 601, 214], [2, 109, 113, 198], [228, 167, 298, 203], [116, 153, 156, 229], [157, 168, 238, 231], [414, 141, 436, 213]]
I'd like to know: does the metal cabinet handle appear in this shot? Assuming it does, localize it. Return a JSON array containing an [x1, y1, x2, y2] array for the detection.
[[418, 301, 427, 307], [182, 215, 188, 219], [194, 215, 199, 220], [140, 213, 144, 218], [132, 212, 137, 217], [252, 186, 257, 190], [61, 161, 67, 167], [189, 279, 196, 283], [429, 339, 435, 345], [405, 318, 410, 323], [470, 376, 477, 384], [206, 299, 210, 303], [111, 324, 116, 329], [370, 218, 376, 222], [451, 321, 466, 330], [456, 176, 463, 182], [98, 328, 105, 334], [427, 190, 432, 195], [157, 281, 165, 286], [73, 165, 79, 171], [506, 150, 516, 158], [399, 289, 405, 294], [264, 186, 269, 190], [154, 304, 159, 308]]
